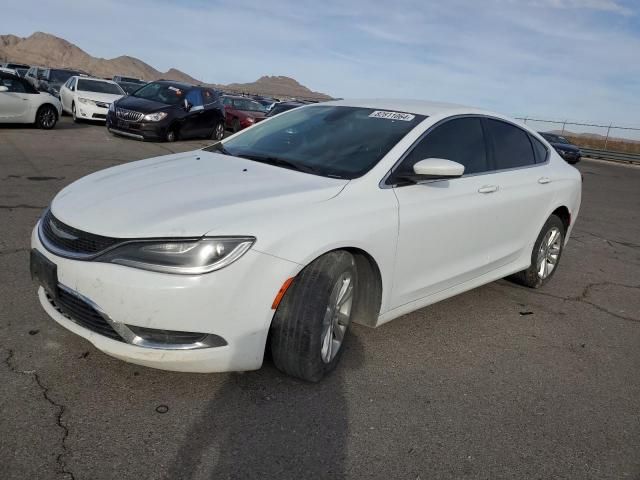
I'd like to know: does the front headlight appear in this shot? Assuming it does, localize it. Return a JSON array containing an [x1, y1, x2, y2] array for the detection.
[[96, 237, 255, 274], [78, 97, 94, 105], [143, 112, 168, 122]]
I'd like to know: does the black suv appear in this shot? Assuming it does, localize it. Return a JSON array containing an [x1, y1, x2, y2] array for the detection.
[[539, 132, 582, 164], [25, 67, 85, 98], [107, 80, 225, 142]]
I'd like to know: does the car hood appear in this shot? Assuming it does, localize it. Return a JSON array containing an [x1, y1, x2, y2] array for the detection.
[[76, 91, 123, 103], [51, 151, 348, 238], [114, 95, 173, 113]]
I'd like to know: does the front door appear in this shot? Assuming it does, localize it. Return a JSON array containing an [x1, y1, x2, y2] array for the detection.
[[389, 116, 505, 308]]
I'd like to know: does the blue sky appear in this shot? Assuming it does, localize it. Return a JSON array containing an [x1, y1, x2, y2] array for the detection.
[[4, 0, 640, 126]]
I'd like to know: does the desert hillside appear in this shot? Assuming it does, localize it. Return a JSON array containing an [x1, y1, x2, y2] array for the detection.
[[0, 32, 331, 100]]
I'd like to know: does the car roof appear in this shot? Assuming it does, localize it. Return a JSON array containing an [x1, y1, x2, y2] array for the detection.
[[321, 98, 488, 117]]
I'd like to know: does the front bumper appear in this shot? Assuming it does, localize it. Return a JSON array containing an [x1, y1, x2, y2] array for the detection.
[[106, 111, 168, 141], [31, 223, 301, 372], [77, 102, 109, 121], [558, 150, 581, 163]]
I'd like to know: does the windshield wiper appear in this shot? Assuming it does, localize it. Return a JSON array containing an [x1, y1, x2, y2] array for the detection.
[[237, 154, 319, 175]]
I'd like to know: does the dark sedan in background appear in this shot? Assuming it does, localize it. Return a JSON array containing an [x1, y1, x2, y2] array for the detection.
[[539, 132, 582, 164], [107, 80, 225, 142]]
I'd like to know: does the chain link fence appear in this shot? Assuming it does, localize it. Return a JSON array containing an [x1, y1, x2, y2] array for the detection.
[[515, 117, 640, 154]]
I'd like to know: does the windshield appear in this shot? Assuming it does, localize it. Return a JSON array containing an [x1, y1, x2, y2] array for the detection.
[[133, 82, 187, 105], [49, 69, 80, 83], [206, 106, 425, 179], [118, 82, 143, 94], [77, 79, 124, 95]]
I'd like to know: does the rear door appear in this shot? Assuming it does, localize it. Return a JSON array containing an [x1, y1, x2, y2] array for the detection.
[[482, 118, 555, 262], [390, 116, 507, 307]]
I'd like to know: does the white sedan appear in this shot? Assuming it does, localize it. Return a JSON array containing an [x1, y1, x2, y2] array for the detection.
[[59, 76, 125, 122], [30, 99, 581, 381], [0, 70, 62, 129]]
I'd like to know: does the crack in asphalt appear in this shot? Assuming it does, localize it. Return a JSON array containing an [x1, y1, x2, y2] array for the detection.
[[0, 204, 47, 210], [4, 350, 75, 480], [573, 229, 640, 250], [499, 281, 640, 324]]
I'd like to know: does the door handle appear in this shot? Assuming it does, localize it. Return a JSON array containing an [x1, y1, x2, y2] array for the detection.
[[538, 177, 551, 184], [478, 185, 498, 194]]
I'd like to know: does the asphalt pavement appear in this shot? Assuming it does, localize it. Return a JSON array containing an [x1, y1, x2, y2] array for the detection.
[[1, 117, 639, 479]]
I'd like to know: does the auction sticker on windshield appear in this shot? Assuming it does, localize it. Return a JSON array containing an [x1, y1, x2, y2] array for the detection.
[[369, 111, 415, 121]]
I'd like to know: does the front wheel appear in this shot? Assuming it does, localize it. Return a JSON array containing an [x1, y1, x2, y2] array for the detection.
[[71, 102, 79, 123], [509, 214, 565, 288], [232, 118, 241, 133], [269, 251, 357, 382], [35, 105, 57, 129], [165, 128, 177, 142]]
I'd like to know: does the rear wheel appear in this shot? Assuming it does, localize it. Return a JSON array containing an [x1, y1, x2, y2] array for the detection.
[[509, 214, 565, 288], [211, 121, 224, 141], [232, 118, 241, 133], [35, 105, 57, 129], [270, 251, 357, 382]]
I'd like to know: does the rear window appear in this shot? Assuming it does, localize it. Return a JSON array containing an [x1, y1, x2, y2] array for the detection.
[[485, 119, 536, 170]]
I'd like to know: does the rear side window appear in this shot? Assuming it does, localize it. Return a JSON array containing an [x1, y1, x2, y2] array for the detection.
[[485, 119, 536, 169], [400, 117, 489, 175], [1, 75, 26, 93], [530, 135, 548, 163]]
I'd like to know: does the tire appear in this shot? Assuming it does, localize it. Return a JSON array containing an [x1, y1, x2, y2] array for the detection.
[[35, 105, 57, 129], [71, 102, 79, 123], [232, 118, 241, 133], [509, 214, 565, 289], [165, 128, 177, 142], [270, 251, 357, 382], [211, 121, 224, 141]]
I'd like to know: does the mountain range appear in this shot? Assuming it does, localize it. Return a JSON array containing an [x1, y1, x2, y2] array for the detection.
[[0, 32, 331, 100]]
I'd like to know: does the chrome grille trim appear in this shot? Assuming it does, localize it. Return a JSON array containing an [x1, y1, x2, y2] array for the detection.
[[115, 107, 144, 122]]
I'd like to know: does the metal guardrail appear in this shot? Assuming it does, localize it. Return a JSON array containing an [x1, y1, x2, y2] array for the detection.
[[580, 148, 640, 165]]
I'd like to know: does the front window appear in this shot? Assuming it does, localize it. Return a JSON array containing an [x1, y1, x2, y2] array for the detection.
[[132, 82, 187, 106], [49, 69, 81, 83], [76, 79, 124, 95], [206, 106, 425, 179]]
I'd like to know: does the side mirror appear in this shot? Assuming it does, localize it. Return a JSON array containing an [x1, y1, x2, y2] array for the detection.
[[190, 105, 204, 112], [0, 86, 8, 92], [394, 158, 465, 184], [413, 158, 465, 178]]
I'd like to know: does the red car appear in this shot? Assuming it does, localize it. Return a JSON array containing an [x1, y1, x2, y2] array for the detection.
[[222, 95, 267, 132]]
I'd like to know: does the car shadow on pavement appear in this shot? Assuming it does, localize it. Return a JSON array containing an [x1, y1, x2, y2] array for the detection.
[[166, 333, 365, 480]]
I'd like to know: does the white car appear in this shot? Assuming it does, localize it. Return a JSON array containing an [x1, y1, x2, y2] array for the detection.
[[30, 99, 581, 381], [59, 76, 125, 122], [0, 70, 62, 129]]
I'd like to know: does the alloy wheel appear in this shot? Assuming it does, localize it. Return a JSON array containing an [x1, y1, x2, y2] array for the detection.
[[320, 271, 354, 363], [537, 226, 562, 279], [39, 107, 56, 128]]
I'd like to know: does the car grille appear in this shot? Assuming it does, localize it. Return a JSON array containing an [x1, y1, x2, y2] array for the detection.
[[116, 107, 144, 122], [40, 209, 119, 257], [46, 288, 124, 342]]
